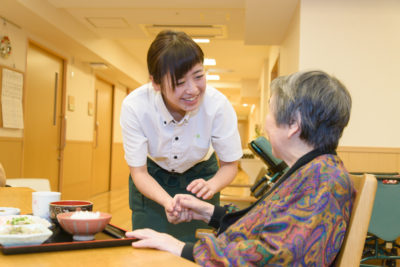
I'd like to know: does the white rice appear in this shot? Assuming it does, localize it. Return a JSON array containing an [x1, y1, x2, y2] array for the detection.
[[70, 211, 100, 219]]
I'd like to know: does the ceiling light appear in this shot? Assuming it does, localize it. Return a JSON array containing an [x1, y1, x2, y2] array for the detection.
[[204, 58, 216, 66], [193, 38, 210, 43], [206, 68, 233, 73], [89, 62, 108, 69], [242, 103, 248, 107], [206, 74, 220, 81]]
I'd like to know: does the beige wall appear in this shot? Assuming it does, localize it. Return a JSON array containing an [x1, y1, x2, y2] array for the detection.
[[0, 18, 129, 143], [111, 85, 130, 190], [14, 0, 148, 86], [0, 18, 130, 191], [279, 2, 300, 76], [0, 21, 26, 138], [113, 86, 127, 143], [2, 0, 400, 184], [65, 61, 95, 141], [252, 45, 281, 137], [299, 0, 400, 147], [0, 20, 27, 72], [255, 59, 268, 139], [247, 103, 260, 144]]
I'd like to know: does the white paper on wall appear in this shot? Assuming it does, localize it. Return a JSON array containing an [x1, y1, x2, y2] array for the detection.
[[1, 68, 24, 129]]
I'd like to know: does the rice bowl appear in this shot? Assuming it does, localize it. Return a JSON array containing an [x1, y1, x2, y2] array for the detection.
[[57, 211, 112, 241]]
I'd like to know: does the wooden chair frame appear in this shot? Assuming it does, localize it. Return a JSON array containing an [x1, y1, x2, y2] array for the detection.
[[335, 173, 378, 266]]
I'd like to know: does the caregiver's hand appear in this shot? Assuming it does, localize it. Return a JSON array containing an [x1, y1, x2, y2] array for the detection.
[[126, 228, 185, 256], [187, 178, 216, 199], [165, 197, 193, 224]]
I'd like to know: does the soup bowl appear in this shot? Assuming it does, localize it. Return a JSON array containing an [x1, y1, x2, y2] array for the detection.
[[49, 200, 93, 224]]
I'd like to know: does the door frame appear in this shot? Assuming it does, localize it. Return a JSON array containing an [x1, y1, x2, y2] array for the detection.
[[92, 76, 115, 194]]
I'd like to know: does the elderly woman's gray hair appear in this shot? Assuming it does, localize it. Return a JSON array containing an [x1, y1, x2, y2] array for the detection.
[[270, 70, 351, 151]]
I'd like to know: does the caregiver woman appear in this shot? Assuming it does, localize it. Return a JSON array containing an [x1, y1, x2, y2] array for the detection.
[[120, 30, 242, 242]]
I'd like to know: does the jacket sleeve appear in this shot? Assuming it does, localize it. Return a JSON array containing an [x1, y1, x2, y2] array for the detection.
[[180, 204, 239, 262], [208, 205, 231, 229], [191, 179, 353, 266]]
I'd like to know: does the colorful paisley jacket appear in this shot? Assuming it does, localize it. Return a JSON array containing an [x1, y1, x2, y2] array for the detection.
[[181, 150, 356, 266]]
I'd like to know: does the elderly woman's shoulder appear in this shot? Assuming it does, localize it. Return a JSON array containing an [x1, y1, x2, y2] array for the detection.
[[309, 154, 351, 187], [297, 154, 350, 184]]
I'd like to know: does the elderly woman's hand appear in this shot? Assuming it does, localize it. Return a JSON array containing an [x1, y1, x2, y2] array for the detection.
[[166, 206, 193, 224], [173, 194, 214, 223], [126, 228, 185, 256], [164, 198, 192, 224]]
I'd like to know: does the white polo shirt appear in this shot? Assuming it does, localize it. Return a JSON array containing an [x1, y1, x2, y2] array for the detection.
[[120, 83, 243, 173]]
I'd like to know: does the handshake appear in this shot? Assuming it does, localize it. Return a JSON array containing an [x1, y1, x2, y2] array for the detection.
[[165, 194, 215, 225]]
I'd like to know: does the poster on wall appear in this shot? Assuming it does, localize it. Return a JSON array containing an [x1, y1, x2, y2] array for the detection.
[[1, 67, 24, 129]]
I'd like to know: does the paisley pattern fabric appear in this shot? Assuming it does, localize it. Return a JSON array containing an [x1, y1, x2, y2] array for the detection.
[[193, 154, 355, 266]]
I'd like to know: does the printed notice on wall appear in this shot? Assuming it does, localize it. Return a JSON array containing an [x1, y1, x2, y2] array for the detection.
[[1, 68, 24, 129]]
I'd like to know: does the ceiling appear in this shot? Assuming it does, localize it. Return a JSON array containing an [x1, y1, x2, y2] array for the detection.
[[1, 0, 299, 117]]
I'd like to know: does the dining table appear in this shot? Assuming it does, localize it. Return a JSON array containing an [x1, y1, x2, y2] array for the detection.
[[0, 187, 198, 267]]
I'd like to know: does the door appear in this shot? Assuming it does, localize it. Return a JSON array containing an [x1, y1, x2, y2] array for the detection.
[[23, 43, 64, 191], [92, 78, 113, 195]]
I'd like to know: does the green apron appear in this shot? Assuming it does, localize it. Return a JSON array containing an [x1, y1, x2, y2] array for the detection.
[[129, 153, 219, 242]]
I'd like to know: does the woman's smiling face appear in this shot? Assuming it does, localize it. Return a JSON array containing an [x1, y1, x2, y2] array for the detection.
[[158, 63, 206, 121]]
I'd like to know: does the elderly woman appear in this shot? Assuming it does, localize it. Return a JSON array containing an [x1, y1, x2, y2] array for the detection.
[[126, 70, 356, 266]]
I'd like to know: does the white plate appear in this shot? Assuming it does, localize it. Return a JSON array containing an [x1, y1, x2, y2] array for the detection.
[[0, 224, 52, 247], [0, 207, 20, 216]]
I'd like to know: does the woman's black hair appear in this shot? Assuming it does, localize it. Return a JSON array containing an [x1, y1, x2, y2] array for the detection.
[[147, 30, 204, 91]]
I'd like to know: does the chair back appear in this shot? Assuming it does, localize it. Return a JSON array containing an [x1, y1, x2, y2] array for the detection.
[[367, 177, 400, 241], [335, 173, 377, 266], [6, 178, 51, 191], [248, 136, 288, 174]]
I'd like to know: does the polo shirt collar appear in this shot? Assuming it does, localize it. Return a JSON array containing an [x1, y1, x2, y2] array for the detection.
[[155, 91, 191, 125]]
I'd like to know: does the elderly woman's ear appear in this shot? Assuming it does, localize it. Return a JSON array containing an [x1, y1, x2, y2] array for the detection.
[[287, 111, 301, 139]]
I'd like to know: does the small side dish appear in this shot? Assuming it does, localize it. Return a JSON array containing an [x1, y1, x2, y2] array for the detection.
[[0, 216, 53, 247], [0, 215, 51, 228], [0, 207, 20, 216]]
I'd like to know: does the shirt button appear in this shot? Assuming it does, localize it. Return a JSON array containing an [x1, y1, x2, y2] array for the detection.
[[163, 121, 167, 125], [175, 137, 179, 141], [174, 155, 178, 159]]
